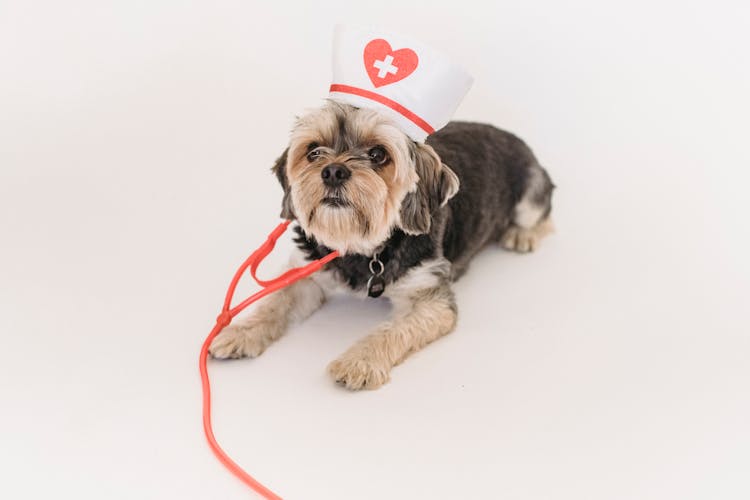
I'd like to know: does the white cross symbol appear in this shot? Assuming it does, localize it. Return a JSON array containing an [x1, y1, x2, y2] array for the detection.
[[373, 55, 398, 79]]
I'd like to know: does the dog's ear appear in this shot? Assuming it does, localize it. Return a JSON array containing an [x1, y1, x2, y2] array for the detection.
[[399, 142, 460, 234], [271, 148, 295, 220]]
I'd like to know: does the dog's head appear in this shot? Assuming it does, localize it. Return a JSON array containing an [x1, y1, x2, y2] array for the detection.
[[272, 101, 459, 254]]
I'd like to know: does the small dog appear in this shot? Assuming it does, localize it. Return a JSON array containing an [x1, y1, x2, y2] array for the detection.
[[209, 101, 554, 390]]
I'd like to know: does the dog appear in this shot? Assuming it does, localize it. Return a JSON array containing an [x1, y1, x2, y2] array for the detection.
[[209, 100, 555, 390]]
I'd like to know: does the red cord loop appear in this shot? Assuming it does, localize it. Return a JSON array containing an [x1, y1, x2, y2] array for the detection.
[[215, 311, 232, 329], [200, 220, 338, 499]]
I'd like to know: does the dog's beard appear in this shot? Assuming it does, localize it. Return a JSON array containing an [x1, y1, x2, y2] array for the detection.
[[291, 169, 394, 255]]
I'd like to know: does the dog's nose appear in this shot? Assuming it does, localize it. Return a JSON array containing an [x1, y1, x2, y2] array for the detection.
[[321, 163, 351, 187]]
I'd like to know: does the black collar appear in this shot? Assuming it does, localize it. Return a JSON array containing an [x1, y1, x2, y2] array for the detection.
[[293, 226, 436, 295]]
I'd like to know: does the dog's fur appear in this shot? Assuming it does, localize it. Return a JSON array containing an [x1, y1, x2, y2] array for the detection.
[[209, 101, 554, 390]]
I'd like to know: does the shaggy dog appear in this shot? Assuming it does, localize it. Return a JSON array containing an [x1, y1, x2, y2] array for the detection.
[[209, 101, 554, 390]]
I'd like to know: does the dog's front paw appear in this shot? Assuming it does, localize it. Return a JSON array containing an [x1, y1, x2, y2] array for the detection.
[[209, 320, 281, 359], [328, 349, 391, 390]]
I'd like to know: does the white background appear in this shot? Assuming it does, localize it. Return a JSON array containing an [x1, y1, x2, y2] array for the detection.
[[1, 1, 749, 499]]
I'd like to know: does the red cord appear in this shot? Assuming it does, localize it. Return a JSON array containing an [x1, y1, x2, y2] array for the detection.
[[200, 220, 338, 499]]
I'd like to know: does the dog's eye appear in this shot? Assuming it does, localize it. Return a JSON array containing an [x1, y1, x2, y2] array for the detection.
[[306, 143, 321, 162], [368, 146, 388, 165]]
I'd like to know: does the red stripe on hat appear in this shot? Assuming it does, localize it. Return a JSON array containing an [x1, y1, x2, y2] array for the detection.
[[329, 84, 435, 135]]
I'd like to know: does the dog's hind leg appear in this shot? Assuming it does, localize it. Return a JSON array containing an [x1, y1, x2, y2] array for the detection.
[[501, 165, 555, 253]]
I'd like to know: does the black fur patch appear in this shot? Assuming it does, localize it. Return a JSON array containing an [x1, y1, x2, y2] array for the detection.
[[294, 226, 436, 292], [425, 122, 554, 277]]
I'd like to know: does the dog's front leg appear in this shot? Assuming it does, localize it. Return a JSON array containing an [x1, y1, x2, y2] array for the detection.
[[329, 280, 457, 390], [209, 275, 326, 359]]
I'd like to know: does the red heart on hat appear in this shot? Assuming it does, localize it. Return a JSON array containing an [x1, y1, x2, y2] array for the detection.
[[363, 39, 419, 88]]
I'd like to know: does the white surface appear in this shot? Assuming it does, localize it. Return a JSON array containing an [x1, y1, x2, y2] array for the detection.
[[1, 1, 749, 499]]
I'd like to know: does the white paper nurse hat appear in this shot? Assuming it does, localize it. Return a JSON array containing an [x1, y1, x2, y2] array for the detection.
[[328, 25, 474, 142]]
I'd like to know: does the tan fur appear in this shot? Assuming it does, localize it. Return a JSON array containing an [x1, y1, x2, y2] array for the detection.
[[209, 276, 326, 359], [328, 280, 457, 390], [397, 141, 459, 235], [285, 102, 418, 255], [501, 217, 555, 253]]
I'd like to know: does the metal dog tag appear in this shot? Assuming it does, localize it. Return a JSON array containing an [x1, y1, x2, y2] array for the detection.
[[367, 275, 386, 298], [367, 252, 386, 298]]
